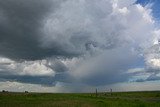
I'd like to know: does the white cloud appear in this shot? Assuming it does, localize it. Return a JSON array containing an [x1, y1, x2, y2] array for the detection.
[[0, 81, 60, 92], [40, 0, 160, 85], [0, 57, 14, 64], [0, 57, 55, 76], [22, 61, 54, 76]]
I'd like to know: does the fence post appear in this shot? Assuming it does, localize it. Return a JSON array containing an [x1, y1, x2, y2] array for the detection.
[[96, 88, 98, 97], [110, 88, 112, 96]]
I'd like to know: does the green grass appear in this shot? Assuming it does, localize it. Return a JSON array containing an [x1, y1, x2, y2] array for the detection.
[[0, 91, 160, 107]]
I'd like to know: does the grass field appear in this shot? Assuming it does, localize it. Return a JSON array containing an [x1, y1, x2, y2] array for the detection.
[[0, 91, 160, 107]]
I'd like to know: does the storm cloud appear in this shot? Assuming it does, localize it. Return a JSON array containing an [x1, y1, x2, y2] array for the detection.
[[0, 0, 66, 60], [0, 0, 160, 92]]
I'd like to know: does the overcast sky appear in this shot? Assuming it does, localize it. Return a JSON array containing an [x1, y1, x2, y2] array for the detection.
[[0, 0, 160, 92]]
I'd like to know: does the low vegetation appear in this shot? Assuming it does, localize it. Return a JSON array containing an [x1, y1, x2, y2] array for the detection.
[[0, 91, 160, 107]]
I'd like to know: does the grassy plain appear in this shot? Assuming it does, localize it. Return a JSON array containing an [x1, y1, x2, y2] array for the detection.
[[0, 91, 160, 107]]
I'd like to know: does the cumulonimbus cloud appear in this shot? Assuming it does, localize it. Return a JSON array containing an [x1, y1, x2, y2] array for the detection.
[[0, 0, 160, 89]]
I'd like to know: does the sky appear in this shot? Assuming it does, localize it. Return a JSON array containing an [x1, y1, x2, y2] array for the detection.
[[137, 0, 160, 20], [0, 0, 160, 93]]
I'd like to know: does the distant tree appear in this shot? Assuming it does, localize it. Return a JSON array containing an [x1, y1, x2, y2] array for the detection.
[[25, 91, 29, 93], [2, 90, 8, 93]]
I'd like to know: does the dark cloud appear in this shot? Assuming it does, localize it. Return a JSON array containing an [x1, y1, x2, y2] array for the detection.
[[135, 73, 160, 82], [0, 0, 126, 61], [46, 59, 69, 72], [0, 70, 74, 86], [146, 73, 160, 81], [0, 0, 71, 60], [135, 79, 145, 82]]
